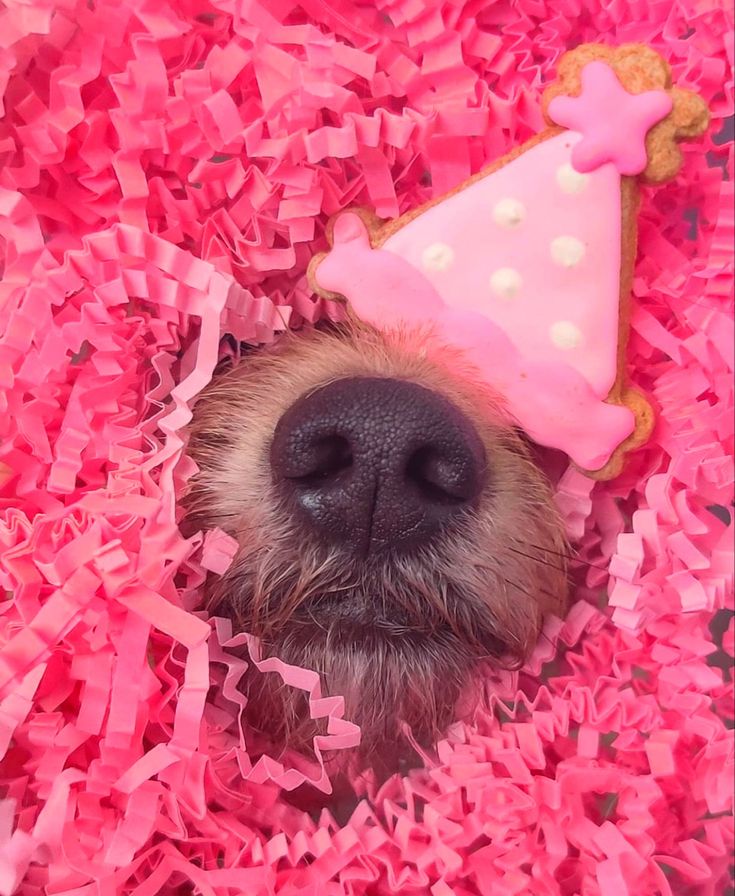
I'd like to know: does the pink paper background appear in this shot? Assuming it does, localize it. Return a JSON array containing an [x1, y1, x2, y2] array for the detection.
[[0, 0, 732, 894]]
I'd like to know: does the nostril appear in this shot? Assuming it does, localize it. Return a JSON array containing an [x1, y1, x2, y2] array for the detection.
[[287, 435, 353, 486], [271, 376, 487, 554], [405, 445, 480, 505]]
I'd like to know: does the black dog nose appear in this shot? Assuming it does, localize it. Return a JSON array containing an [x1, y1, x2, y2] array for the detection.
[[270, 377, 486, 555]]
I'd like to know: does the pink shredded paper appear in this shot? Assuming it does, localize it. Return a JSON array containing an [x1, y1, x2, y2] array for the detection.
[[0, 0, 733, 893]]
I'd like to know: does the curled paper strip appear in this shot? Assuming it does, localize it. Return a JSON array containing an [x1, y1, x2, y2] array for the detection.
[[0, 0, 733, 894]]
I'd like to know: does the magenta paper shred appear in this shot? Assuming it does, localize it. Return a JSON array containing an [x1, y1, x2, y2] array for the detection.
[[0, 0, 733, 894]]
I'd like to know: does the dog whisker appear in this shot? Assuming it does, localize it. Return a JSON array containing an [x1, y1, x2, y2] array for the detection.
[[520, 539, 612, 574], [507, 544, 569, 576]]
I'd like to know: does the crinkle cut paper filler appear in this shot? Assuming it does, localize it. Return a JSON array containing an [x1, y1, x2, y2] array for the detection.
[[0, 0, 732, 893]]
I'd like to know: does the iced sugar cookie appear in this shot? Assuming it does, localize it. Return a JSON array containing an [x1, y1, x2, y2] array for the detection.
[[308, 44, 709, 478]]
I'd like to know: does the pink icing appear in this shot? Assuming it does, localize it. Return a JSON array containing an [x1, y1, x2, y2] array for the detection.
[[313, 64, 668, 469], [547, 61, 673, 175], [316, 212, 635, 471], [380, 132, 622, 400]]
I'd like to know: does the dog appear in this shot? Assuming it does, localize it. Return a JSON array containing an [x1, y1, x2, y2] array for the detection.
[[183, 317, 567, 783]]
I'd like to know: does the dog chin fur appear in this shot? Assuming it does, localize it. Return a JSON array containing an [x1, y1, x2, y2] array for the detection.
[[183, 319, 567, 778]]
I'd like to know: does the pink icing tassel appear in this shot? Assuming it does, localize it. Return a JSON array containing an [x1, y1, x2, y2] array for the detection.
[[547, 61, 674, 175]]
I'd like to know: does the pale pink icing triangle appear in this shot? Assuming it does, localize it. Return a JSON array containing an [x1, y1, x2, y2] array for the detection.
[[316, 211, 635, 471], [314, 131, 634, 470], [381, 132, 623, 400]]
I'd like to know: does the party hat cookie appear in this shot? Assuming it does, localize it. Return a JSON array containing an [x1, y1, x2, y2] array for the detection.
[[308, 44, 709, 478]]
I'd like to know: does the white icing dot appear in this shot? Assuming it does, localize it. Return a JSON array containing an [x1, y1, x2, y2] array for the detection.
[[556, 163, 590, 194], [550, 320, 583, 350], [421, 242, 455, 272], [490, 267, 522, 300], [492, 197, 526, 228], [550, 235, 586, 268]]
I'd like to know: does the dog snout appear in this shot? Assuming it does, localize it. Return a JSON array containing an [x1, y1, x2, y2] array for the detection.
[[270, 376, 486, 554], [187, 325, 568, 771]]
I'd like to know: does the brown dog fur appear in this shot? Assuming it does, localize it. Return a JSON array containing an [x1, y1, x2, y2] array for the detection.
[[184, 320, 567, 776]]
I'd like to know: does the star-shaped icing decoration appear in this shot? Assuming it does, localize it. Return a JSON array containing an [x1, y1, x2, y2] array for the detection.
[[548, 61, 673, 176]]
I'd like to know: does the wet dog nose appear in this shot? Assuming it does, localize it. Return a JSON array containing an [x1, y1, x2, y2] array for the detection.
[[270, 377, 486, 555]]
